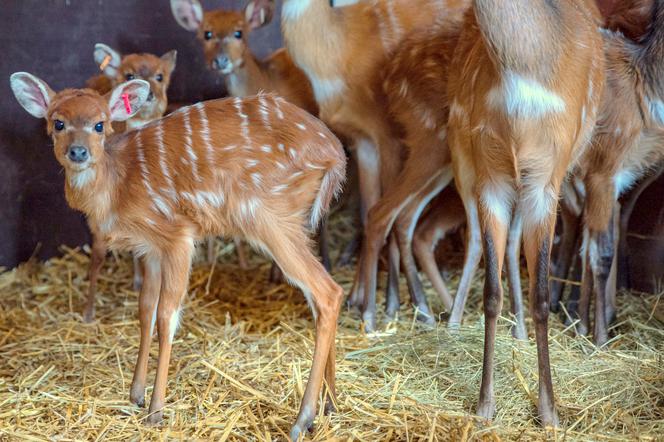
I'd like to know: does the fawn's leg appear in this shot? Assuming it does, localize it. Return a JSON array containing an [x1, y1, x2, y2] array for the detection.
[[506, 210, 527, 340], [84, 230, 107, 323], [132, 255, 144, 292], [130, 254, 161, 408]]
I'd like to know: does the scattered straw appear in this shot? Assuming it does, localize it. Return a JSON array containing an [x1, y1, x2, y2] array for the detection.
[[0, 211, 662, 441]]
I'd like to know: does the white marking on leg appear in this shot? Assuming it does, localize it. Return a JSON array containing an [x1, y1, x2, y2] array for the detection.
[[168, 308, 181, 344], [480, 179, 515, 227]]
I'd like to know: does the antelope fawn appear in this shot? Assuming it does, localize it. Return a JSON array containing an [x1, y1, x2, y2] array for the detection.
[[447, 0, 604, 424], [83, 44, 177, 321], [274, 0, 469, 332], [577, 0, 664, 346], [10, 74, 345, 438], [170, 0, 332, 273]]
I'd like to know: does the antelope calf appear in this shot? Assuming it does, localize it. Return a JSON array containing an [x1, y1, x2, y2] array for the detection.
[[447, 0, 604, 425], [10, 73, 345, 436], [276, 0, 469, 332], [83, 44, 177, 321], [577, 0, 664, 346]]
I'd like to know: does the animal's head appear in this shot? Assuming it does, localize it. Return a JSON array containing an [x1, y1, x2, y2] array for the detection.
[[171, 0, 274, 74], [94, 44, 176, 123], [10, 72, 149, 182]]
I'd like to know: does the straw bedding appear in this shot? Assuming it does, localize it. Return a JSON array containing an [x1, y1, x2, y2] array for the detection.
[[0, 212, 662, 441]]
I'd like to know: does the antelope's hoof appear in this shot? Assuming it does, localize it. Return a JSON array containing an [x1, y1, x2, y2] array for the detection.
[[82, 308, 95, 323], [476, 399, 496, 421], [129, 387, 145, 408], [146, 410, 163, 426]]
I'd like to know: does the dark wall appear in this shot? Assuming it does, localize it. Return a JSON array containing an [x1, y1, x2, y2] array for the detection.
[[0, 0, 283, 267]]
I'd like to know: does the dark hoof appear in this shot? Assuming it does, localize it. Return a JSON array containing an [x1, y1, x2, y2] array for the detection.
[[145, 410, 163, 426], [82, 308, 95, 323], [476, 399, 496, 421], [362, 312, 377, 334]]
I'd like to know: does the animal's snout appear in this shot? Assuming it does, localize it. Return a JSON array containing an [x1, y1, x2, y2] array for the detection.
[[213, 54, 230, 71], [147, 91, 155, 101], [67, 145, 89, 163]]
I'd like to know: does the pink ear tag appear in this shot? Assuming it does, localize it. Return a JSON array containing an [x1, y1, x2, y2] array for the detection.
[[121, 93, 132, 114]]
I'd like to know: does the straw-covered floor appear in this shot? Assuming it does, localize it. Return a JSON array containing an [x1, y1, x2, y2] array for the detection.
[[0, 212, 662, 441]]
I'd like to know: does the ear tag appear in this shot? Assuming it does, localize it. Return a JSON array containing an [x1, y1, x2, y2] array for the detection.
[[122, 93, 132, 114], [100, 54, 112, 71]]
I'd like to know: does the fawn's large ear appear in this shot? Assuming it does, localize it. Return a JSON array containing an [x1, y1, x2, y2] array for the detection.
[[244, 0, 275, 30], [331, 0, 360, 7], [161, 50, 178, 76], [10, 72, 54, 118], [108, 80, 150, 122], [171, 0, 203, 32], [94, 43, 122, 78]]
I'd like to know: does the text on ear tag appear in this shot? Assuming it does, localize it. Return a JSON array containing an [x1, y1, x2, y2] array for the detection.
[[122, 93, 132, 114]]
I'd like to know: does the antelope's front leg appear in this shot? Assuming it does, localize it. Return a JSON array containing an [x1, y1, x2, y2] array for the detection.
[[130, 255, 161, 407], [147, 243, 193, 424]]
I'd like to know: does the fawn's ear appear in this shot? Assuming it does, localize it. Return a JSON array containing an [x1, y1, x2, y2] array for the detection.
[[171, 0, 203, 32], [10, 72, 54, 118], [161, 50, 178, 76], [108, 80, 150, 122], [244, 0, 275, 30], [94, 43, 122, 78], [331, 0, 361, 7]]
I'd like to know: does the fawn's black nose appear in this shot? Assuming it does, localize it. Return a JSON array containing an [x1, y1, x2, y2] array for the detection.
[[68, 145, 89, 163], [213, 54, 230, 71]]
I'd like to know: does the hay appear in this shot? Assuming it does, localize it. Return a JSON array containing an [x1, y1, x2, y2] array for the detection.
[[0, 212, 662, 441]]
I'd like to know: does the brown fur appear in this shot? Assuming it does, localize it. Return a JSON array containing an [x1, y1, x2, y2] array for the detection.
[[278, 0, 470, 331], [11, 74, 345, 434], [447, 0, 605, 425]]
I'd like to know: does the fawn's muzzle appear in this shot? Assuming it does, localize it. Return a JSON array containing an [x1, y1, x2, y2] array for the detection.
[[68, 145, 89, 163], [212, 55, 232, 73]]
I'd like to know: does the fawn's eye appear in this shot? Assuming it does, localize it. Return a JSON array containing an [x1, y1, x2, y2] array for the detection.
[[156, 73, 163, 82], [94, 122, 104, 133], [54, 120, 65, 131], [125, 73, 135, 81], [234, 30, 242, 39], [204, 31, 213, 40]]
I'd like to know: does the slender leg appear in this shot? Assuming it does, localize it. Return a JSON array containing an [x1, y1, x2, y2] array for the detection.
[[84, 230, 107, 323], [589, 206, 616, 347], [506, 211, 527, 340], [337, 230, 361, 268], [318, 217, 332, 271], [346, 139, 381, 312], [577, 235, 593, 337], [550, 193, 582, 311], [249, 221, 342, 441], [413, 226, 454, 311], [448, 198, 482, 328], [393, 169, 452, 322], [522, 208, 559, 427], [129, 255, 161, 408], [207, 237, 215, 265], [563, 250, 583, 326], [384, 234, 401, 320], [133, 254, 144, 292], [147, 242, 193, 424], [475, 193, 509, 420]]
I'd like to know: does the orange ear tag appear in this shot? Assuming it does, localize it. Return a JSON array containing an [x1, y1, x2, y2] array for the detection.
[[100, 54, 112, 71], [122, 93, 132, 114]]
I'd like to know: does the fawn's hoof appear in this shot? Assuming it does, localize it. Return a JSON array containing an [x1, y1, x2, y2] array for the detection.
[[476, 399, 496, 421], [362, 312, 377, 334], [146, 410, 163, 426], [129, 388, 145, 408], [539, 407, 559, 428], [82, 308, 95, 324], [289, 415, 314, 441], [511, 324, 528, 341]]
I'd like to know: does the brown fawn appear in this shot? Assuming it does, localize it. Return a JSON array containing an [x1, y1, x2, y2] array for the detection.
[[10, 73, 345, 437], [273, 0, 469, 332], [170, 0, 332, 274], [576, 0, 664, 346], [83, 44, 177, 322], [447, 0, 604, 425]]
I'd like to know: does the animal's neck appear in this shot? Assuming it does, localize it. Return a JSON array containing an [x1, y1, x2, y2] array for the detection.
[[281, 0, 344, 76], [225, 53, 269, 97], [64, 139, 123, 226]]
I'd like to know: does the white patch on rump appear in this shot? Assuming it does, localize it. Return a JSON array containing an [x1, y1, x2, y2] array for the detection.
[[487, 71, 566, 118]]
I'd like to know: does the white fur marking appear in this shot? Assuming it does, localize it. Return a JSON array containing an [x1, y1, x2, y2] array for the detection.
[[182, 108, 202, 182], [282, 0, 312, 20], [480, 180, 514, 227], [69, 168, 96, 189], [168, 308, 181, 344], [487, 71, 566, 118]]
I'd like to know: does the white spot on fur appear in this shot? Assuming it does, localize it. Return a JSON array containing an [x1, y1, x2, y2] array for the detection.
[[277, 143, 285, 152], [246, 159, 259, 167], [195, 102, 215, 167], [296, 123, 306, 131], [239, 198, 260, 220], [308, 76, 346, 104], [182, 108, 202, 182], [273, 96, 285, 120], [168, 308, 181, 344], [260, 145, 272, 153], [487, 71, 566, 118], [282, 0, 312, 20], [251, 172, 262, 186], [69, 168, 96, 189], [317, 132, 327, 139], [289, 148, 297, 158], [647, 98, 664, 125], [136, 133, 173, 219], [258, 95, 271, 127], [234, 98, 251, 146], [276, 161, 286, 170], [614, 169, 636, 198], [155, 121, 177, 201], [99, 213, 117, 234], [272, 184, 288, 193], [449, 100, 466, 121], [222, 144, 237, 151]]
